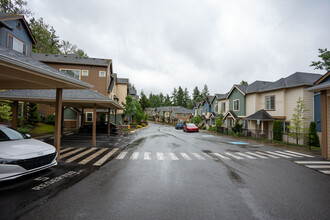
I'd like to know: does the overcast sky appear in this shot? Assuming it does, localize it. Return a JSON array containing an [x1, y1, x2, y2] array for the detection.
[[26, 0, 330, 96]]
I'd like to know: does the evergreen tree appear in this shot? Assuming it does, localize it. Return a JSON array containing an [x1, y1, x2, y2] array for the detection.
[[139, 91, 150, 110], [159, 93, 164, 106], [0, 100, 12, 122], [201, 84, 210, 99], [192, 86, 201, 103], [171, 88, 178, 106], [26, 102, 40, 125], [273, 121, 283, 141], [0, 0, 32, 16], [307, 122, 320, 148], [176, 86, 184, 106], [240, 80, 248, 86], [183, 88, 191, 108], [164, 94, 172, 106]]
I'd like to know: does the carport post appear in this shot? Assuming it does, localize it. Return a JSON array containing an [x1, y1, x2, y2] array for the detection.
[[54, 88, 63, 162], [115, 110, 117, 124], [92, 103, 97, 148], [11, 101, 18, 129], [107, 108, 111, 137], [81, 108, 84, 126]]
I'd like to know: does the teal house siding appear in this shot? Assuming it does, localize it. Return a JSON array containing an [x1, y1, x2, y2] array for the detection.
[[211, 99, 218, 113], [229, 88, 246, 116], [64, 108, 77, 120]]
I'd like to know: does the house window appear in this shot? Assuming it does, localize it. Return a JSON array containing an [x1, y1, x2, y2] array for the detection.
[[283, 121, 290, 133], [221, 102, 226, 113], [82, 70, 89, 76], [99, 71, 106, 77], [86, 112, 93, 122], [228, 119, 233, 127], [233, 99, 240, 111], [60, 69, 81, 80], [214, 105, 218, 113], [183, 113, 186, 117], [265, 96, 275, 110], [8, 34, 28, 55]]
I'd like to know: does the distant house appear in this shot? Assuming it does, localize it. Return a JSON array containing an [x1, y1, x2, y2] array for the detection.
[[170, 107, 192, 124], [0, 13, 36, 57], [209, 93, 228, 126]]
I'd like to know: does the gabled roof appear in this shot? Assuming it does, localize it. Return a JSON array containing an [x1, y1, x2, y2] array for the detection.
[[223, 110, 238, 120], [211, 92, 229, 103], [108, 73, 117, 92], [246, 109, 274, 121], [117, 78, 128, 84], [173, 107, 192, 114], [226, 84, 247, 98], [314, 71, 330, 85], [307, 71, 330, 92], [0, 45, 92, 89], [32, 53, 112, 67], [260, 72, 322, 92], [245, 81, 273, 93], [0, 13, 36, 45]]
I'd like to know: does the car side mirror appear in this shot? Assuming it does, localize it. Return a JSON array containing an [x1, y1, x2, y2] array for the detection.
[[26, 134, 31, 138]]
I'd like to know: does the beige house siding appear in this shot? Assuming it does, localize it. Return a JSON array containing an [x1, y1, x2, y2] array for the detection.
[[116, 83, 128, 114], [218, 99, 229, 114], [258, 90, 286, 117], [246, 94, 257, 116], [303, 87, 314, 128]]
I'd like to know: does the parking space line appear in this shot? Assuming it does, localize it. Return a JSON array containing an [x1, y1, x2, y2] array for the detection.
[[181, 153, 192, 160], [93, 148, 119, 166], [78, 148, 108, 165], [60, 147, 74, 153], [130, 152, 139, 160], [192, 153, 205, 160], [169, 152, 179, 160], [60, 148, 85, 159], [66, 148, 97, 163]]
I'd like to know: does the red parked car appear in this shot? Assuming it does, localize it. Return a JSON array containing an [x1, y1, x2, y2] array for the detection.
[[183, 123, 199, 132]]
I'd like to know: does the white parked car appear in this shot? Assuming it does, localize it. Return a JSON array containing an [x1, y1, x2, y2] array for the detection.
[[0, 125, 57, 181]]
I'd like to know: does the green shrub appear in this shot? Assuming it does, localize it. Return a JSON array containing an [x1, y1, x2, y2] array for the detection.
[[137, 125, 142, 128], [208, 127, 217, 132], [308, 122, 320, 148], [17, 124, 33, 134], [141, 123, 146, 127], [45, 115, 55, 125], [273, 120, 283, 141], [130, 122, 137, 126], [201, 126, 206, 130], [231, 120, 243, 134]]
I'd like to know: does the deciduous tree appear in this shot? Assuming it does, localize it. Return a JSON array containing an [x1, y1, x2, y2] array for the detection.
[[288, 97, 308, 144], [310, 48, 330, 71]]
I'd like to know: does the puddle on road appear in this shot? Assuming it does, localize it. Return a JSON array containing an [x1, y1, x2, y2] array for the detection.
[[124, 137, 146, 149], [171, 143, 180, 148], [202, 135, 214, 138]]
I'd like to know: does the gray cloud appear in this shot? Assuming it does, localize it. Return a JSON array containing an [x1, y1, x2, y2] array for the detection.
[[27, 0, 330, 96]]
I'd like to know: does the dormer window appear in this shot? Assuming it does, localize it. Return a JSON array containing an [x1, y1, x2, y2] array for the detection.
[[8, 34, 28, 55]]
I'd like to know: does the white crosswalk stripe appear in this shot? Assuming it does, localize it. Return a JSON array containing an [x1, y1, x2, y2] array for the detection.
[[157, 152, 165, 160], [181, 153, 192, 160], [213, 153, 231, 160], [60, 147, 74, 153], [192, 153, 205, 160], [203, 153, 219, 161], [169, 152, 179, 160], [275, 151, 303, 158], [285, 150, 314, 158], [255, 151, 279, 158], [225, 152, 243, 159], [294, 161, 330, 175], [93, 148, 119, 166], [246, 152, 268, 159], [144, 152, 151, 160], [130, 152, 139, 160], [237, 152, 256, 159], [265, 151, 292, 158], [60, 148, 85, 159], [116, 151, 128, 159]]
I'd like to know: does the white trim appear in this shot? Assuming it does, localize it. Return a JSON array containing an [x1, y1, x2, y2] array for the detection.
[[86, 112, 93, 122], [82, 70, 89, 76], [233, 99, 240, 111], [59, 68, 81, 80], [99, 71, 106, 77]]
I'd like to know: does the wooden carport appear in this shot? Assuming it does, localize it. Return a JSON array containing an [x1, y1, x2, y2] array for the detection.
[[0, 45, 92, 161], [0, 89, 123, 160]]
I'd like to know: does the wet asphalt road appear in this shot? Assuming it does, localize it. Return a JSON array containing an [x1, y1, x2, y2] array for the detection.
[[19, 122, 330, 219]]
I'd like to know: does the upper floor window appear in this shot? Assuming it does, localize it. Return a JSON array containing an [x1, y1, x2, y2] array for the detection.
[[8, 34, 27, 55], [214, 105, 218, 113], [86, 112, 93, 122], [60, 69, 80, 80], [99, 71, 106, 77], [233, 99, 240, 111], [265, 96, 275, 110], [82, 70, 89, 76], [221, 102, 226, 113], [182, 113, 186, 117]]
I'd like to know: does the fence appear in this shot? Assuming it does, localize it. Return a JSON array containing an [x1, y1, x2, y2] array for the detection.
[[217, 127, 310, 148]]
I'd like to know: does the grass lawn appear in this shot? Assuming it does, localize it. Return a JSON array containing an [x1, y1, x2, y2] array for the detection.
[[30, 123, 54, 134]]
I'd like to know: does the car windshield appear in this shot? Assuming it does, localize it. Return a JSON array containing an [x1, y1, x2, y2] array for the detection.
[[186, 123, 196, 127], [0, 126, 28, 141]]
